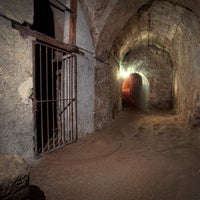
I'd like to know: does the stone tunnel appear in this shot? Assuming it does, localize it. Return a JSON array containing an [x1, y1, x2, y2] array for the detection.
[[0, 0, 200, 199]]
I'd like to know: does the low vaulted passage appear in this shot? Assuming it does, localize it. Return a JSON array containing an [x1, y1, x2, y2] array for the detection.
[[121, 73, 149, 109], [106, 0, 200, 125], [120, 45, 173, 110]]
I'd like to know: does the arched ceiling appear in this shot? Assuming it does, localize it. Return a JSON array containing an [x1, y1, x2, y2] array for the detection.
[[80, 0, 200, 60], [80, 0, 200, 127]]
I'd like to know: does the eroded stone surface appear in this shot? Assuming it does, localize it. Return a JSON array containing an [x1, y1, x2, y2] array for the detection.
[[0, 0, 34, 158], [0, 154, 29, 200]]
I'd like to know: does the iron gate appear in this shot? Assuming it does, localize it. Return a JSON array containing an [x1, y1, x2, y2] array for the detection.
[[33, 41, 77, 155]]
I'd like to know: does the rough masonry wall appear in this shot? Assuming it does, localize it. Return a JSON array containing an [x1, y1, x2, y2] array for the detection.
[[170, 10, 200, 125], [94, 56, 121, 130], [76, 1, 95, 136], [0, 0, 34, 158]]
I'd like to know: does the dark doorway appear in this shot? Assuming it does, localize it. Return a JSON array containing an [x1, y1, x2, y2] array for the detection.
[[31, 0, 55, 38], [32, 0, 77, 154], [32, 0, 55, 153]]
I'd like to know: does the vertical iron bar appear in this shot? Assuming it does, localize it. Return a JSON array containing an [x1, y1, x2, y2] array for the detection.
[[64, 57, 67, 142], [56, 50, 61, 146], [58, 51, 62, 144], [62, 54, 66, 143], [39, 44, 44, 152], [74, 55, 78, 141], [56, 50, 59, 146], [51, 48, 55, 150], [71, 55, 74, 141], [61, 52, 64, 144], [59, 51, 62, 144], [67, 56, 70, 142], [69, 55, 72, 141], [46, 46, 50, 151]]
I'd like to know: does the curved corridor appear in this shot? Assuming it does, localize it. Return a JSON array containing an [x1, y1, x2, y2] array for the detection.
[[29, 108, 200, 200]]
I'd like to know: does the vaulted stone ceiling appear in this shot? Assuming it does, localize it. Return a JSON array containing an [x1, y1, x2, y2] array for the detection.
[[80, 0, 200, 57]]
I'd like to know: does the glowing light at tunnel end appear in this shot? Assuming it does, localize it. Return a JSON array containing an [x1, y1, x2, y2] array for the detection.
[[119, 62, 150, 110], [120, 69, 130, 78]]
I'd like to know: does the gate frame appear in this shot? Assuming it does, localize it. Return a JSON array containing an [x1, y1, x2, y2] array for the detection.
[[32, 40, 78, 156]]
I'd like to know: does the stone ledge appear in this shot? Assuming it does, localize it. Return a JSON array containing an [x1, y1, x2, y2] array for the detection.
[[0, 154, 29, 200]]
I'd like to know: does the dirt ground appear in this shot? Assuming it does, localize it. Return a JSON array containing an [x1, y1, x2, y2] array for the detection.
[[29, 107, 200, 200]]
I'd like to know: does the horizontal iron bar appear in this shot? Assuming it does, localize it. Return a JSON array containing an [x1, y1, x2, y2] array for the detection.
[[42, 139, 76, 154], [36, 98, 75, 103], [35, 41, 68, 54]]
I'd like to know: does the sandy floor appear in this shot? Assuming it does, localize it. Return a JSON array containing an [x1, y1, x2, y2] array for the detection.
[[29, 107, 200, 200]]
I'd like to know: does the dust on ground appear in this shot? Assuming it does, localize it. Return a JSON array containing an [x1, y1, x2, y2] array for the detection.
[[29, 107, 200, 200]]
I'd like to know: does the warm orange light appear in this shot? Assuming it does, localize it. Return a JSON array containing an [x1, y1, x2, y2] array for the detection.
[[122, 75, 135, 103]]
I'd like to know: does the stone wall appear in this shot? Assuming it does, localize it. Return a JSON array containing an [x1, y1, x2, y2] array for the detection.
[[94, 57, 121, 130], [0, 0, 34, 158], [169, 9, 200, 126], [76, 1, 95, 136]]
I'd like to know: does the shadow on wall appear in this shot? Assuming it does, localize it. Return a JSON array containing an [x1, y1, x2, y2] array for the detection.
[[122, 73, 149, 109]]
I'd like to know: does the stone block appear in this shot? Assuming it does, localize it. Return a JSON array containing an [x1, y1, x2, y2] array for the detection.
[[0, 154, 29, 200]]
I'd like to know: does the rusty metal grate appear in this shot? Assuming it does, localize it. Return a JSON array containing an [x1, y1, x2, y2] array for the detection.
[[33, 41, 77, 155]]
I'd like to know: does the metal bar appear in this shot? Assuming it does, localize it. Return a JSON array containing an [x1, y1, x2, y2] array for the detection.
[[62, 53, 66, 143], [59, 53, 63, 145], [71, 56, 74, 140], [60, 52, 64, 144], [56, 50, 59, 146], [37, 98, 75, 103], [46, 46, 50, 151], [56, 51, 62, 146], [35, 41, 68, 56], [67, 57, 70, 141], [67, 57, 70, 142], [59, 100, 74, 116], [57, 52, 62, 145], [51, 48, 55, 150], [64, 58, 67, 142], [65, 57, 68, 142], [39, 44, 44, 153], [74, 55, 78, 141], [69, 56, 72, 141]]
